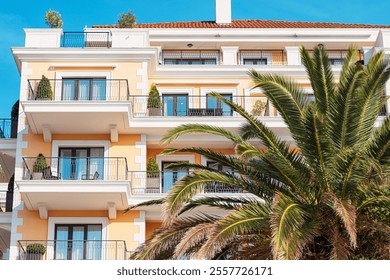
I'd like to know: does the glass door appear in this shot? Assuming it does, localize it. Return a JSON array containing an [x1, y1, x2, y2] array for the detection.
[[207, 93, 232, 116], [162, 161, 188, 193], [62, 78, 106, 101], [54, 224, 102, 260], [163, 94, 188, 116], [59, 147, 104, 180]]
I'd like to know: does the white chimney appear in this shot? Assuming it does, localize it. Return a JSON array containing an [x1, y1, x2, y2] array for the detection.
[[215, 0, 232, 24]]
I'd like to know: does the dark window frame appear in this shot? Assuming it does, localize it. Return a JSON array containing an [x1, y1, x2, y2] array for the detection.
[[61, 77, 106, 101]]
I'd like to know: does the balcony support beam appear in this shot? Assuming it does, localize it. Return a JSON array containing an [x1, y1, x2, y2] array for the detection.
[[42, 125, 52, 143], [37, 203, 48, 219], [108, 202, 116, 219], [110, 125, 118, 143]]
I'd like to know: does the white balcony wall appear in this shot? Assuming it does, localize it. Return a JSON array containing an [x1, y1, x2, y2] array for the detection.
[[285, 46, 301, 65], [24, 29, 63, 48], [220, 46, 238, 65], [109, 29, 150, 48]]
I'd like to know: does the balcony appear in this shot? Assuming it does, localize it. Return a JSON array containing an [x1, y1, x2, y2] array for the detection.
[[61, 32, 111, 48], [17, 240, 130, 260], [0, 190, 13, 213], [132, 95, 278, 118], [238, 50, 286, 65], [18, 157, 131, 215], [130, 171, 243, 195], [0, 119, 17, 139], [161, 50, 221, 65], [22, 79, 131, 135]]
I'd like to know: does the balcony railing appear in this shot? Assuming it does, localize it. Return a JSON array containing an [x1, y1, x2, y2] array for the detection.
[[131, 95, 278, 118], [61, 32, 111, 48], [0, 119, 17, 139], [161, 50, 221, 65], [22, 157, 128, 181], [17, 240, 130, 260], [27, 79, 129, 101], [0, 190, 13, 212], [238, 50, 286, 65], [130, 171, 242, 194], [309, 50, 364, 65]]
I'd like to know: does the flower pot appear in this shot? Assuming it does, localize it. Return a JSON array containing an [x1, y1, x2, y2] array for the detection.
[[32, 172, 43, 180], [148, 108, 162, 116]]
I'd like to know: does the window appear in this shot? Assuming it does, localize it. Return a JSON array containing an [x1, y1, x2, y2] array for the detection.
[[164, 59, 217, 65], [207, 93, 232, 116], [59, 147, 104, 180], [243, 58, 267, 65], [205, 161, 240, 193], [163, 94, 188, 116], [55, 224, 102, 260], [162, 161, 188, 193], [329, 59, 344, 65], [62, 78, 106, 101]]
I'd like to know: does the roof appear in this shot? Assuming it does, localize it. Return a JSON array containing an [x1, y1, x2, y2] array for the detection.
[[92, 19, 390, 29]]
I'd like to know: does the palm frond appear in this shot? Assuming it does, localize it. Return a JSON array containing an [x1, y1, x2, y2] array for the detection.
[[270, 192, 313, 260], [124, 199, 164, 212], [323, 192, 357, 248], [160, 124, 243, 145], [197, 201, 271, 259]]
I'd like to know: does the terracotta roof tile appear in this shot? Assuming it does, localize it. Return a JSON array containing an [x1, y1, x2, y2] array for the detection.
[[92, 19, 390, 29]]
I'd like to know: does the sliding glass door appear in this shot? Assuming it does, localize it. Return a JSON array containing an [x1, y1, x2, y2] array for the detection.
[[162, 161, 188, 193], [163, 94, 188, 116]]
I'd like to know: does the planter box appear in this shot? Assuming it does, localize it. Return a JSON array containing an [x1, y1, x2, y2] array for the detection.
[[148, 108, 162, 116], [32, 173, 43, 180]]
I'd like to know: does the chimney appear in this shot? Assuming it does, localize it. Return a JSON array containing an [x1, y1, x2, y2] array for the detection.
[[215, 0, 232, 24]]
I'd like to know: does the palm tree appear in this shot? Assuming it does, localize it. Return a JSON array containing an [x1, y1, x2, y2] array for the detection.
[[130, 45, 390, 260]]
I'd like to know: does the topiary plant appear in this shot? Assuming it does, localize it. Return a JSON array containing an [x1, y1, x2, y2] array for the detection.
[[26, 243, 46, 255], [147, 84, 161, 109], [36, 75, 53, 100], [45, 10, 63, 28], [118, 10, 136, 28], [146, 157, 160, 178], [251, 99, 266, 116], [33, 154, 48, 173]]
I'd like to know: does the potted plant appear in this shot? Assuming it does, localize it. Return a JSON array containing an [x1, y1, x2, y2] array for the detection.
[[26, 243, 46, 260], [10, 100, 19, 138], [32, 153, 48, 180], [147, 84, 162, 116], [118, 10, 136, 28], [251, 99, 267, 116], [146, 157, 160, 193], [35, 75, 53, 100]]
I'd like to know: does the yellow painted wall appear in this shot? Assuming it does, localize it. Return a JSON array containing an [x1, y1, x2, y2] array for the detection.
[[146, 222, 162, 239], [17, 209, 48, 240], [17, 209, 142, 250]]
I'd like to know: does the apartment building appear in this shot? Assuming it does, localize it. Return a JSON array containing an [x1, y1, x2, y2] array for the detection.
[[1, 0, 389, 260]]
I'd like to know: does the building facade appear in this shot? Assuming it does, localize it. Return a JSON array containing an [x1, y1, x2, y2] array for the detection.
[[1, 0, 389, 260]]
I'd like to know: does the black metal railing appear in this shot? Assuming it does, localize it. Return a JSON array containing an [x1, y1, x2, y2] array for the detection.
[[309, 50, 364, 65], [22, 157, 128, 181], [131, 95, 277, 118], [27, 79, 129, 101], [379, 105, 387, 116], [130, 171, 242, 194], [17, 240, 129, 260], [61, 32, 111, 48], [238, 50, 286, 65], [0, 190, 13, 212], [161, 50, 221, 65], [0, 119, 17, 139]]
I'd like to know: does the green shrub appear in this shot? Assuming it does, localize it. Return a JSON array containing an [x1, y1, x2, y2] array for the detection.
[[147, 157, 160, 177], [118, 10, 136, 28], [251, 99, 266, 116], [36, 75, 53, 100], [33, 154, 48, 173], [26, 243, 46, 255], [147, 84, 161, 109], [45, 10, 63, 28]]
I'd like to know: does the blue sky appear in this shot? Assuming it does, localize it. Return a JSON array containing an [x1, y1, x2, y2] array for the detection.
[[1, 0, 390, 117]]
